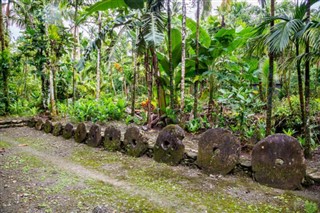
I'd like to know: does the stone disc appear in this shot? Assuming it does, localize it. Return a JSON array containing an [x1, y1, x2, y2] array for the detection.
[[154, 125, 185, 166], [123, 125, 148, 157], [197, 128, 240, 175], [252, 134, 306, 190]]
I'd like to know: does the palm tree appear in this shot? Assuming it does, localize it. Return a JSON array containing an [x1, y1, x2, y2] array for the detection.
[[304, 0, 311, 158], [193, 0, 212, 118], [72, 0, 80, 103], [262, 0, 318, 155], [193, 0, 200, 119], [266, 0, 275, 136], [180, 0, 186, 113], [0, 0, 9, 114], [167, 0, 174, 109], [96, 11, 102, 100]]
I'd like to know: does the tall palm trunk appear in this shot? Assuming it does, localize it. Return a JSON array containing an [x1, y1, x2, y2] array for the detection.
[[193, 0, 200, 119], [48, 42, 57, 116], [5, 0, 9, 29], [167, 0, 174, 109], [96, 11, 102, 100], [304, 0, 311, 158], [295, 41, 305, 130], [0, 0, 9, 114], [72, 0, 79, 104], [131, 29, 139, 116], [145, 50, 152, 129], [180, 0, 186, 113], [49, 61, 57, 116], [266, 0, 275, 136]]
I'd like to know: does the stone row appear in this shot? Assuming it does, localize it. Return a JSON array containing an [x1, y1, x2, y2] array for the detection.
[[28, 117, 307, 190]]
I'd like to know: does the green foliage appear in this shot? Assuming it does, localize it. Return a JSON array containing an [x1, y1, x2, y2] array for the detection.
[[9, 99, 39, 116], [304, 200, 319, 213], [70, 96, 127, 122], [283, 128, 296, 136], [274, 96, 320, 132], [185, 117, 211, 133]]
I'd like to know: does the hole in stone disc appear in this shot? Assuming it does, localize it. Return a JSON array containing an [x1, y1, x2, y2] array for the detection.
[[131, 139, 137, 147], [212, 147, 220, 156], [109, 136, 113, 141], [161, 141, 170, 150], [275, 158, 284, 166]]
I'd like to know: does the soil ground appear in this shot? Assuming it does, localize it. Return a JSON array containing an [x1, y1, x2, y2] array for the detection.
[[1, 127, 320, 213]]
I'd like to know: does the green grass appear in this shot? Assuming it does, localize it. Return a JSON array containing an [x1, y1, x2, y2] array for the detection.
[[70, 147, 313, 212], [0, 140, 12, 148]]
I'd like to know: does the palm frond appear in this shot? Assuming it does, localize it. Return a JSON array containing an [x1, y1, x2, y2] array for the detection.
[[267, 18, 304, 54]]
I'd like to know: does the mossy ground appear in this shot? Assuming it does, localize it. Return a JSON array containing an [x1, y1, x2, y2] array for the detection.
[[0, 127, 319, 213]]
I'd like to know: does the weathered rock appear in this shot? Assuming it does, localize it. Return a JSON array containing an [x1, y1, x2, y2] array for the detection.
[[307, 172, 320, 183], [123, 125, 148, 157], [239, 155, 252, 168], [103, 124, 122, 151], [43, 120, 53, 134], [252, 134, 306, 190], [27, 118, 36, 128], [87, 124, 102, 147], [197, 128, 240, 175], [74, 122, 88, 143], [154, 125, 185, 165], [63, 123, 74, 139], [92, 205, 112, 213], [52, 123, 63, 136], [35, 119, 44, 131]]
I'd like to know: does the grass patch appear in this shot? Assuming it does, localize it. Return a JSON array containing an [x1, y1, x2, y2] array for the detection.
[[70, 179, 168, 212], [0, 140, 12, 148], [70, 147, 313, 212]]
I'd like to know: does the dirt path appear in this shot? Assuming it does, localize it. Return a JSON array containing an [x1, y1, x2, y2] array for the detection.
[[1, 127, 319, 212]]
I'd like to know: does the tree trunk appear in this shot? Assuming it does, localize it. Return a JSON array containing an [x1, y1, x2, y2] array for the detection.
[[23, 60, 28, 98], [49, 64, 57, 116], [208, 73, 215, 116], [304, 0, 311, 159], [145, 50, 152, 129], [151, 47, 166, 116], [296, 41, 305, 129], [180, 0, 186, 113], [167, 0, 174, 109], [40, 65, 49, 111], [5, 0, 10, 30], [131, 29, 139, 116], [193, 0, 200, 119], [72, 0, 79, 104], [96, 11, 102, 100], [0, 0, 9, 114], [266, 0, 275, 136]]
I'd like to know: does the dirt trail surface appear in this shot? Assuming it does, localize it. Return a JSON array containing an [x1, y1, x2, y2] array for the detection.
[[1, 127, 319, 212]]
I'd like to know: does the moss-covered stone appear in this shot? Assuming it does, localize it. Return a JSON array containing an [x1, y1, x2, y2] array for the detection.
[[63, 123, 74, 139], [197, 128, 240, 175], [87, 124, 102, 147], [52, 123, 63, 136], [103, 124, 122, 151], [43, 120, 53, 134], [123, 125, 148, 157], [74, 123, 87, 143], [27, 117, 36, 128], [35, 119, 44, 131], [252, 134, 306, 190], [154, 125, 185, 166]]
